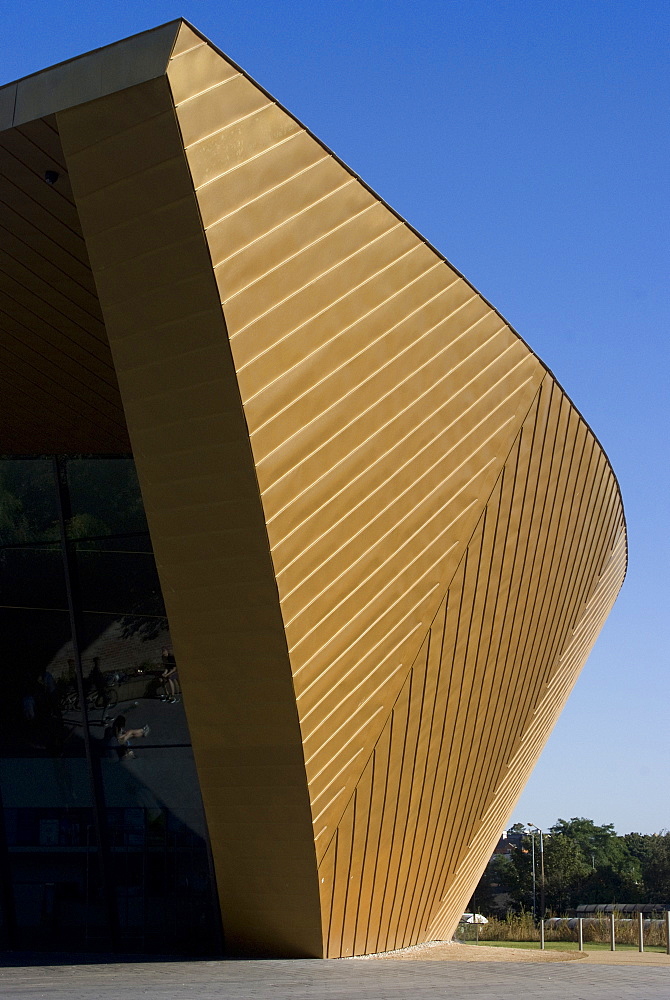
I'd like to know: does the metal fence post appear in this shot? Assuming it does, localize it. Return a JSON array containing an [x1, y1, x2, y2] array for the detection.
[[540, 918, 545, 950], [578, 917, 584, 951], [610, 911, 615, 951], [638, 911, 644, 953]]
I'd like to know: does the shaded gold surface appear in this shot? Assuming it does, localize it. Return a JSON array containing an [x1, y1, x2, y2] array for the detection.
[[0, 115, 128, 452], [0, 20, 626, 958]]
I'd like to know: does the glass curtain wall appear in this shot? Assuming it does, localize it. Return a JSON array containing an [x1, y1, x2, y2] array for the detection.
[[0, 456, 221, 955]]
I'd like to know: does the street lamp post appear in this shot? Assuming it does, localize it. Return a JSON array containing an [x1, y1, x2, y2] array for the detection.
[[529, 830, 536, 921], [528, 823, 545, 935], [539, 830, 545, 922]]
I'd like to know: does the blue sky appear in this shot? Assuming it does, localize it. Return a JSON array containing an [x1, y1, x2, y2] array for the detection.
[[2, 1, 668, 835]]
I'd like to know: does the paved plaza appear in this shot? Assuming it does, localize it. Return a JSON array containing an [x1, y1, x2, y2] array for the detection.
[[1, 957, 668, 1000]]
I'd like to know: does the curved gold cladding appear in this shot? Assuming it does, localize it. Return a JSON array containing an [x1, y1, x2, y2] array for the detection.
[[317, 380, 626, 954], [162, 23, 625, 953], [7, 19, 626, 957]]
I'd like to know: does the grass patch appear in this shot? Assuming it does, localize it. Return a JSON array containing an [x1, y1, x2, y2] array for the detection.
[[461, 939, 667, 953]]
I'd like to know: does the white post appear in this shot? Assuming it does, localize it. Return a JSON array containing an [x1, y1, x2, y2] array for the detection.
[[540, 918, 545, 950], [638, 911, 644, 953], [578, 917, 584, 951], [666, 910, 670, 956], [610, 911, 615, 951]]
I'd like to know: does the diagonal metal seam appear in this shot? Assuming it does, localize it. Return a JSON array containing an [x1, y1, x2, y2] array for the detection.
[[242, 260, 447, 413], [212, 178, 357, 268], [312, 377, 546, 869], [224, 220, 405, 336], [425, 530, 626, 939], [429, 522, 626, 933], [219, 202, 383, 304], [205, 153, 333, 233], [233, 245, 430, 371], [254, 295, 492, 489], [422, 422, 606, 928], [0, 203, 98, 301], [273, 366, 534, 614]]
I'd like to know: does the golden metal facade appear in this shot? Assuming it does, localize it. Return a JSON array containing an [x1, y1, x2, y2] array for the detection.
[[0, 21, 626, 957]]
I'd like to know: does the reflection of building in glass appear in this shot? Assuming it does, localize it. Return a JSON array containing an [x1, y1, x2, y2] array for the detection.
[[0, 21, 626, 958], [0, 457, 219, 953]]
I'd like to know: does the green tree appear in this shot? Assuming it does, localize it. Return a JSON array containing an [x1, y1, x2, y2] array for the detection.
[[468, 853, 524, 916], [543, 833, 591, 912], [550, 817, 627, 869], [624, 832, 670, 900], [508, 822, 527, 836], [469, 818, 659, 918], [507, 836, 535, 912]]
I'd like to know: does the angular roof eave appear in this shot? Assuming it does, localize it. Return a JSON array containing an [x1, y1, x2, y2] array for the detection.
[[0, 18, 184, 130]]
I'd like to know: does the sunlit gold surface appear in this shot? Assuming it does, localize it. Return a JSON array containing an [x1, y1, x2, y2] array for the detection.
[[0, 20, 626, 957]]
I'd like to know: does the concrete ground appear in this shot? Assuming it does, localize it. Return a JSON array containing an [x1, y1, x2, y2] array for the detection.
[[1, 951, 670, 1000]]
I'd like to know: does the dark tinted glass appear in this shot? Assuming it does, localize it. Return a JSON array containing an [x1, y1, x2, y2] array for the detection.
[[0, 458, 66, 612], [100, 740, 215, 952], [0, 764, 102, 951], [0, 459, 60, 544], [0, 609, 78, 755], [73, 537, 165, 617], [66, 458, 148, 537], [0, 545, 67, 612], [0, 457, 220, 956]]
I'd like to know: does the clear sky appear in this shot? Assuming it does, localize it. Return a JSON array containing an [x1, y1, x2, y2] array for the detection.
[[2, 1, 668, 835]]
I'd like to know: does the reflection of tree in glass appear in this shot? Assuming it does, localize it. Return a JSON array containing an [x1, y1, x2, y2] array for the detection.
[[0, 459, 58, 544], [0, 457, 172, 746], [66, 458, 147, 537], [0, 457, 149, 544], [66, 457, 166, 633], [67, 512, 109, 539], [0, 482, 28, 543], [120, 607, 168, 643]]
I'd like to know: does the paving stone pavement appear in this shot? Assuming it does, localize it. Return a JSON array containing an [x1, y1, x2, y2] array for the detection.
[[0, 959, 669, 1000]]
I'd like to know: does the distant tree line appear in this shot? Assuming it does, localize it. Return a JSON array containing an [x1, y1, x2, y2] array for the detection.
[[469, 818, 670, 916]]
